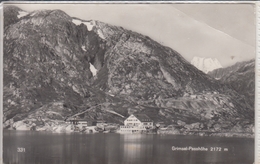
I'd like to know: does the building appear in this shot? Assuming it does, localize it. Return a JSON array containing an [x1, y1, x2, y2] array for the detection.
[[95, 120, 107, 127], [65, 117, 88, 126], [77, 120, 88, 126], [119, 114, 153, 133]]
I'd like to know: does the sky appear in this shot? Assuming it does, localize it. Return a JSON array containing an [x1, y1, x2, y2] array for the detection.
[[10, 3, 256, 67]]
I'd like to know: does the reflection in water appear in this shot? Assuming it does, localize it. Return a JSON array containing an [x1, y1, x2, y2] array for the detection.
[[121, 135, 142, 163], [3, 130, 254, 164]]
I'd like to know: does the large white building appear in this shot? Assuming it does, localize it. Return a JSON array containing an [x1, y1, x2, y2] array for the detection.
[[119, 114, 153, 133]]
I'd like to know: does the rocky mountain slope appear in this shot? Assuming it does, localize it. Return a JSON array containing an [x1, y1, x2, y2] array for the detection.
[[208, 59, 255, 108], [191, 56, 222, 73], [3, 6, 254, 134]]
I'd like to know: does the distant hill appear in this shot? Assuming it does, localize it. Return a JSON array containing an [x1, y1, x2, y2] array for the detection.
[[208, 59, 255, 108]]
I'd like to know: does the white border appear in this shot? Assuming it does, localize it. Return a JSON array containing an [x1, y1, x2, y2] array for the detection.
[[256, 2, 259, 164], [1, 1, 257, 4], [0, 2, 3, 164]]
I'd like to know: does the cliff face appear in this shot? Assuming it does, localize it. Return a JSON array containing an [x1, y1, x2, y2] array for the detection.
[[3, 6, 254, 133]]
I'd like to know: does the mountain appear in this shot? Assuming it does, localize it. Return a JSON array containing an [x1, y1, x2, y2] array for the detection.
[[3, 6, 254, 135], [208, 59, 255, 108], [191, 56, 222, 73]]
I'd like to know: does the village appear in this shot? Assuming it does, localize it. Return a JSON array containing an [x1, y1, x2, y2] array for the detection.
[[8, 114, 254, 137], [64, 114, 165, 134]]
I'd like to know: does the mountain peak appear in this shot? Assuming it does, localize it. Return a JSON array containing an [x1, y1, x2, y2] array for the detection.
[[4, 5, 24, 28], [27, 9, 71, 21], [191, 56, 222, 73], [4, 5, 21, 12]]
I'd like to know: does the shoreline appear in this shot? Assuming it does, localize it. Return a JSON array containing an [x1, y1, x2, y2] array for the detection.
[[3, 129, 254, 138]]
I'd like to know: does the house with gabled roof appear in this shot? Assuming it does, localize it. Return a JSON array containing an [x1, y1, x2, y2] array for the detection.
[[119, 114, 153, 133]]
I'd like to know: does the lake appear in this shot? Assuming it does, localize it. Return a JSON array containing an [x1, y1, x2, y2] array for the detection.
[[3, 130, 254, 164]]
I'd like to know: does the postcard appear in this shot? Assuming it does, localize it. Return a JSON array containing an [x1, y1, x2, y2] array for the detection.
[[1, 2, 256, 164]]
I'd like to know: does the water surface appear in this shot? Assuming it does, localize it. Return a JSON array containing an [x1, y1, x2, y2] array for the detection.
[[3, 130, 254, 164]]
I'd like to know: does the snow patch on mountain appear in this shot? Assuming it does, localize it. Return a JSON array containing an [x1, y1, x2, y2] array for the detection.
[[90, 63, 97, 76], [84, 21, 95, 31], [191, 57, 222, 73], [72, 19, 82, 25], [97, 29, 105, 39], [17, 11, 28, 18], [71, 19, 106, 39], [72, 19, 94, 31], [81, 46, 86, 52]]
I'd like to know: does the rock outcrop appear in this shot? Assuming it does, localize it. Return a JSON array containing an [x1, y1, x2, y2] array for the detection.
[[208, 59, 255, 108]]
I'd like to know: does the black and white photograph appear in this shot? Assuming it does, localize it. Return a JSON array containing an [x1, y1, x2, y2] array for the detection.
[[2, 2, 255, 164]]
